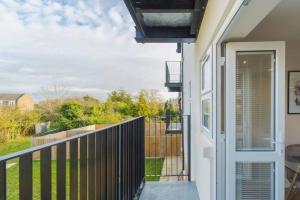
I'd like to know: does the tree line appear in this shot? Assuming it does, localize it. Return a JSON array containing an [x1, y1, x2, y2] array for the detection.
[[0, 90, 179, 143]]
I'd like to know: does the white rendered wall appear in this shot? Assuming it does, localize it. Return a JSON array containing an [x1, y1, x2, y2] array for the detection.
[[182, 1, 236, 200]]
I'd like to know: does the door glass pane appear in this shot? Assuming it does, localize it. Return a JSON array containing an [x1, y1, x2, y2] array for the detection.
[[236, 162, 274, 200], [236, 52, 275, 151]]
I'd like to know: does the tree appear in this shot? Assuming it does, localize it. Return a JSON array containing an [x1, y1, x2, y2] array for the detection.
[[137, 91, 151, 117], [0, 107, 41, 142], [107, 90, 138, 117], [139, 89, 163, 117], [0, 107, 21, 142], [56, 101, 86, 130], [39, 80, 70, 102], [18, 110, 40, 136]]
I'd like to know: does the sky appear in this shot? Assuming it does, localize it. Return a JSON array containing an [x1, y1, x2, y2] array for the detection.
[[0, 0, 180, 101]]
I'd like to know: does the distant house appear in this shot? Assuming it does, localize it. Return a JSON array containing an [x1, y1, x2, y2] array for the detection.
[[0, 93, 34, 111]]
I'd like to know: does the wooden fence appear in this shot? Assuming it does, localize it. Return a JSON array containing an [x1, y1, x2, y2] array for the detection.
[[31, 124, 108, 159], [145, 121, 182, 157]]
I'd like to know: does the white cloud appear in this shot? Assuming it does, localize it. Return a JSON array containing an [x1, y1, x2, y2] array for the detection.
[[108, 6, 123, 25], [0, 0, 180, 101]]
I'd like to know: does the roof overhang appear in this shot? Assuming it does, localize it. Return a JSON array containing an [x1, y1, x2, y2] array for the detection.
[[123, 0, 207, 43]]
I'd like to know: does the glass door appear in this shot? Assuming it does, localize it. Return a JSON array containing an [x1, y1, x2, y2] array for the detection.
[[225, 42, 285, 200]]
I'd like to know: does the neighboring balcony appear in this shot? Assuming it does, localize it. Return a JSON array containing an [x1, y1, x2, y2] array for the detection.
[[122, 0, 208, 43], [165, 115, 182, 134], [165, 61, 182, 92]]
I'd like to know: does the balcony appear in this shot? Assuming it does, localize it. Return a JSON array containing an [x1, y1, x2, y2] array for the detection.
[[165, 61, 182, 92], [123, 0, 208, 43], [0, 116, 197, 200], [164, 115, 182, 134]]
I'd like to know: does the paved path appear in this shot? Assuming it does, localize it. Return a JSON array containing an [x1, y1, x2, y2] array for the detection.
[[160, 156, 183, 181], [139, 182, 200, 200]]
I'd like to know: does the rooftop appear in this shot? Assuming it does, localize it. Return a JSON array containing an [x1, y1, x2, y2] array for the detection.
[[0, 93, 24, 101]]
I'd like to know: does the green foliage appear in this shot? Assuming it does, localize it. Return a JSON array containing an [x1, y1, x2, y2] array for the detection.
[[107, 90, 138, 117], [0, 108, 41, 143], [145, 158, 164, 181], [137, 91, 151, 117], [57, 101, 86, 130], [0, 137, 31, 156], [164, 100, 180, 116], [0, 89, 178, 143], [18, 110, 41, 136]]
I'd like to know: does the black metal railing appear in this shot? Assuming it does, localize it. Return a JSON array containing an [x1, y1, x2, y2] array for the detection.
[[165, 61, 182, 85], [165, 115, 182, 134], [145, 115, 188, 181], [0, 117, 145, 200]]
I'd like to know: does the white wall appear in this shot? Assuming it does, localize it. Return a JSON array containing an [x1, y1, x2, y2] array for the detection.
[[182, 1, 236, 199], [183, 1, 300, 199], [285, 42, 300, 146]]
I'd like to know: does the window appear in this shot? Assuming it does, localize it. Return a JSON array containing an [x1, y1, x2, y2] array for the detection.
[[202, 95, 211, 130], [2, 100, 9, 105], [202, 55, 212, 92], [201, 49, 213, 137]]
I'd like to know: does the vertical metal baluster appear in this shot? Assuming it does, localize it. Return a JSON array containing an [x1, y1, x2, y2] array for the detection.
[[95, 132, 102, 200], [57, 143, 66, 200], [88, 134, 96, 200], [0, 161, 6, 200], [101, 131, 107, 200], [19, 153, 33, 200], [148, 118, 151, 177], [70, 139, 78, 200], [176, 125, 179, 179], [80, 136, 87, 200], [142, 117, 145, 180], [112, 127, 117, 200], [171, 127, 173, 176], [41, 147, 51, 200], [154, 117, 157, 178], [117, 125, 122, 200], [107, 129, 112, 200], [159, 117, 162, 178], [165, 118, 168, 176]]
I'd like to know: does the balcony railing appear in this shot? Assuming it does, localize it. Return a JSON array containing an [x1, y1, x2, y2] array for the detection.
[[0, 117, 145, 200], [145, 115, 191, 182], [165, 61, 182, 92], [165, 115, 182, 134]]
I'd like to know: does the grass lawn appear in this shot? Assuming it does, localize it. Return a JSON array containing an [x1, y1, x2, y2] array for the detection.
[[1, 137, 74, 200], [0, 137, 31, 157], [6, 160, 73, 200], [145, 158, 164, 181], [2, 139, 164, 198]]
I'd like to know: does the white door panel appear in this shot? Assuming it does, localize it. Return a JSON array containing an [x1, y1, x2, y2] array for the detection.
[[225, 42, 285, 200]]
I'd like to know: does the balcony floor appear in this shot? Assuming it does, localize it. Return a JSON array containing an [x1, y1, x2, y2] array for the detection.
[[139, 182, 200, 200]]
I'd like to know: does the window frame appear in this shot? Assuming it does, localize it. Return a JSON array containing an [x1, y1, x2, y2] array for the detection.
[[200, 49, 213, 138]]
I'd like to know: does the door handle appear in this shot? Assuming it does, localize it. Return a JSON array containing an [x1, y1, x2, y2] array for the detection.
[[272, 140, 284, 145]]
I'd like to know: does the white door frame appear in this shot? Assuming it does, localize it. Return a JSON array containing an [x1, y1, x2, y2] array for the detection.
[[225, 41, 285, 200], [206, 1, 285, 199]]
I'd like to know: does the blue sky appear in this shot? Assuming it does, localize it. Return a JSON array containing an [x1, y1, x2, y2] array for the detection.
[[0, 0, 180, 101]]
